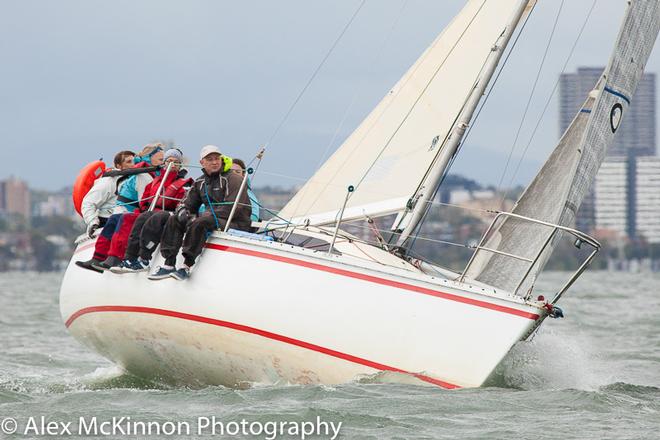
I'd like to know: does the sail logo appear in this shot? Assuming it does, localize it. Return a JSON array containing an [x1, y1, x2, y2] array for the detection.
[[610, 103, 623, 133], [429, 135, 440, 151]]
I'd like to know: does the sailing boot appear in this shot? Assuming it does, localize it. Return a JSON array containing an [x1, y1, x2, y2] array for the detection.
[[110, 258, 150, 274], [148, 266, 176, 280], [91, 255, 122, 271], [170, 267, 190, 281], [75, 259, 104, 273]]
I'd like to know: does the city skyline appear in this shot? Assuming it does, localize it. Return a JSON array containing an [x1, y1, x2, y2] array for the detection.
[[560, 68, 658, 234]]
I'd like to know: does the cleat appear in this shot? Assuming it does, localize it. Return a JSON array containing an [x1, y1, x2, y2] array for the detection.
[[148, 266, 175, 280], [170, 267, 190, 281]]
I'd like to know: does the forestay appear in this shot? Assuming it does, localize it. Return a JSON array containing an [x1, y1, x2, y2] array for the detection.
[[465, 0, 660, 295], [279, 0, 526, 226]]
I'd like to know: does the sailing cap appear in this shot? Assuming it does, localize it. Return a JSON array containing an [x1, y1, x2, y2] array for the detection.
[[199, 145, 222, 160], [164, 148, 183, 162]]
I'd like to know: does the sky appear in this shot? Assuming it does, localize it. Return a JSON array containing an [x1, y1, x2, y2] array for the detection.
[[0, 0, 657, 191]]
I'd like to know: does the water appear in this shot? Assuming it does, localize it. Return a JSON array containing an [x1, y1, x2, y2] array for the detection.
[[1, 271, 659, 439]]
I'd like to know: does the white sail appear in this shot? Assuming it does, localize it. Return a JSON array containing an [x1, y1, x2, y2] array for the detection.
[[465, 0, 660, 295], [279, 0, 528, 226]]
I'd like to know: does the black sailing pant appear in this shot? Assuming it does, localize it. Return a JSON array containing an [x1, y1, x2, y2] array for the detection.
[[160, 212, 227, 267], [124, 210, 172, 262]]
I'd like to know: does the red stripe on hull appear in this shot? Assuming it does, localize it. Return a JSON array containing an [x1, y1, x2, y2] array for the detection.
[[73, 241, 97, 255], [206, 243, 540, 320], [65, 305, 460, 389]]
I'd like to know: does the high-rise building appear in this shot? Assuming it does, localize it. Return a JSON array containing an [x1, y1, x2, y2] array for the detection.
[[635, 157, 660, 243], [560, 67, 656, 232], [592, 156, 660, 244], [560, 67, 656, 157], [593, 158, 628, 238], [0, 176, 31, 220]]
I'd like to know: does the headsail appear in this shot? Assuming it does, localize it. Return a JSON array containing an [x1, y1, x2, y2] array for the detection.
[[278, 0, 529, 226], [464, 0, 660, 295]]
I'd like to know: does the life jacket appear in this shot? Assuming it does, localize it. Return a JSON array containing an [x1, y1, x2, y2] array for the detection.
[[139, 170, 193, 212], [72, 160, 107, 216], [247, 183, 260, 222], [116, 161, 160, 212]]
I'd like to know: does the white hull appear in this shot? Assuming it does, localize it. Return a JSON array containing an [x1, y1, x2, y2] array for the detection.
[[60, 233, 547, 389]]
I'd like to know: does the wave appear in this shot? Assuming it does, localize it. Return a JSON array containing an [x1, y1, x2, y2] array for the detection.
[[486, 326, 610, 391]]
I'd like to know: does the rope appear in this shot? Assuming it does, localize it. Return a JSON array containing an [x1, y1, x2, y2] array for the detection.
[[114, 187, 187, 208], [233, 196, 479, 265], [404, 247, 465, 276], [263, 0, 367, 149], [495, 0, 565, 203], [246, 198, 296, 228], [426, 198, 499, 215], [342, 219, 477, 250], [499, 0, 598, 204], [204, 182, 221, 229]]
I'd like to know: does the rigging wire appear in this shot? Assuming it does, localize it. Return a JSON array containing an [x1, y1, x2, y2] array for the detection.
[[227, 192, 483, 266], [499, 0, 598, 205], [495, 0, 566, 205], [286, 0, 491, 233], [352, 1, 489, 193], [315, 0, 411, 171], [282, 0, 411, 235], [405, 0, 537, 251], [343, 220, 478, 249], [262, 0, 367, 151]]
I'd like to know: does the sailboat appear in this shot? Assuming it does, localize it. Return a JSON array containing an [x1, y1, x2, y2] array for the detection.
[[59, 0, 660, 389]]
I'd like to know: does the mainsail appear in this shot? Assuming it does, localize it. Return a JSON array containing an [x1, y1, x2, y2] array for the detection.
[[278, 0, 530, 226], [464, 0, 660, 295]]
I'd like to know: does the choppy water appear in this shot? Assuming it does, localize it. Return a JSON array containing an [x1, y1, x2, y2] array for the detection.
[[0, 271, 659, 439]]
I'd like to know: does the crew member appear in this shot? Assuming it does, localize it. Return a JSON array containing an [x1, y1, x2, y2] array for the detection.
[[76, 144, 163, 272], [149, 145, 251, 281], [80, 150, 135, 235], [111, 148, 193, 273]]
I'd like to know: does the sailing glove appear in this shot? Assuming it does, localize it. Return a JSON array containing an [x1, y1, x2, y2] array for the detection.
[[86, 219, 100, 238], [176, 206, 192, 226]]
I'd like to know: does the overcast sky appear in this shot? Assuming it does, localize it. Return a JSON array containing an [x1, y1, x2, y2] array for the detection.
[[1, 0, 657, 191]]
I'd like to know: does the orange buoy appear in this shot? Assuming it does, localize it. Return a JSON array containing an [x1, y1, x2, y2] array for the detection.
[[72, 160, 106, 216]]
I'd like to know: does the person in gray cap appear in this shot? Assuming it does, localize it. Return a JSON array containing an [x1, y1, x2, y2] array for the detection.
[[111, 148, 193, 273], [149, 145, 252, 281]]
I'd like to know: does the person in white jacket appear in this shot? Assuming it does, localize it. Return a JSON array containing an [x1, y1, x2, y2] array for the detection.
[[81, 150, 135, 237], [76, 144, 165, 272]]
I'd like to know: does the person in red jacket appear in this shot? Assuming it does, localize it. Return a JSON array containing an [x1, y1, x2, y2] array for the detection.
[[111, 148, 193, 273]]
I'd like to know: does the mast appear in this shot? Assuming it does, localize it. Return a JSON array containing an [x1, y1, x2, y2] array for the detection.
[[464, 0, 660, 294], [395, 0, 532, 248]]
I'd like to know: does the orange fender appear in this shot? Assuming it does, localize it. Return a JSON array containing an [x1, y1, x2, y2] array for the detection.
[[72, 160, 106, 216]]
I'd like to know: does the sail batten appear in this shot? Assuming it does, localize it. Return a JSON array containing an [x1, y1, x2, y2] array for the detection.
[[279, 0, 526, 225]]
